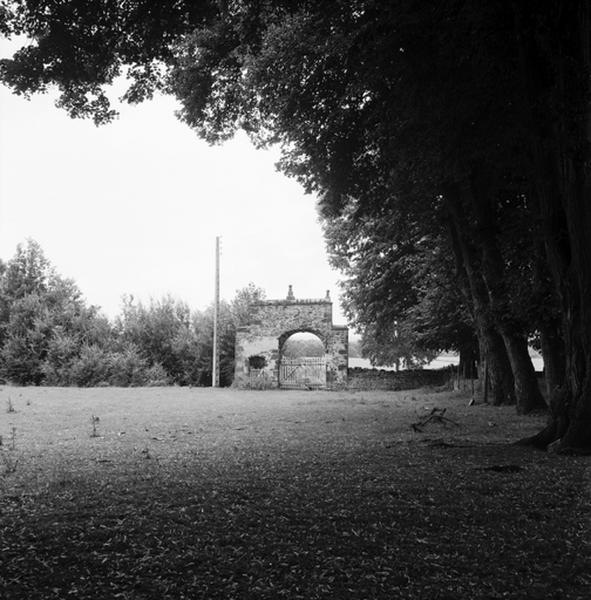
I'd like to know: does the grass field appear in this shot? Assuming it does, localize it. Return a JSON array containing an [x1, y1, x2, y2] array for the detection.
[[1, 386, 589, 599]]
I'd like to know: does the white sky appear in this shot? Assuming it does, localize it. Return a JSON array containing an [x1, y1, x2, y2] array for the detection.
[[0, 38, 348, 324]]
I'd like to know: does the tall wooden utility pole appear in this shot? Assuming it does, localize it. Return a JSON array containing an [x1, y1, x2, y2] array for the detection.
[[212, 236, 220, 387]]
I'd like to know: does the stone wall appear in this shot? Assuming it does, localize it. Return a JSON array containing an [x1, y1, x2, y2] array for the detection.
[[347, 367, 452, 391]]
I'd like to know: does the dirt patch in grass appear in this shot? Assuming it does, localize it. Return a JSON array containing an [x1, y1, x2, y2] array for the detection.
[[1, 386, 590, 599]]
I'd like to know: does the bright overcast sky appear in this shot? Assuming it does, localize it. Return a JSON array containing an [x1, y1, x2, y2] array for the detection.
[[0, 38, 348, 324]]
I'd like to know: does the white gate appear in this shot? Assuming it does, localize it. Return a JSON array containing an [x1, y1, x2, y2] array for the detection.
[[279, 357, 327, 389]]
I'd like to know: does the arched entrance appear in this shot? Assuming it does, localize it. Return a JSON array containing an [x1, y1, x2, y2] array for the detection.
[[278, 331, 327, 389], [233, 286, 348, 389]]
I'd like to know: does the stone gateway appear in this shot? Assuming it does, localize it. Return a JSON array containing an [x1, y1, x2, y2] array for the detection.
[[234, 286, 348, 389]]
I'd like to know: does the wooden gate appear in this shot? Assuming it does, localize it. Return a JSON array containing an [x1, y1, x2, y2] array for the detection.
[[279, 357, 327, 389]]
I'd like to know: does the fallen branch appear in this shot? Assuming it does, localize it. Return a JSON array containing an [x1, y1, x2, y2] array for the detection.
[[411, 407, 459, 432]]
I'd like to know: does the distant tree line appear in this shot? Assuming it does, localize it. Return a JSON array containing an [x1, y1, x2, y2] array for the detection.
[[282, 335, 324, 358], [0, 239, 264, 387]]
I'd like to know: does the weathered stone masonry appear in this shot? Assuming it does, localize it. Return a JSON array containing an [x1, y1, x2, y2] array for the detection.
[[234, 286, 348, 389]]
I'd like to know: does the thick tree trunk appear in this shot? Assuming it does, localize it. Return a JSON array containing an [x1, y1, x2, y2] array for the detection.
[[552, 177, 591, 450], [539, 319, 565, 401], [466, 174, 546, 413], [458, 343, 478, 379], [515, 1, 591, 451], [445, 189, 515, 405], [519, 169, 591, 449], [500, 332, 544, 413], [532, 241, 566, 400], [481, 326, 515, 405]]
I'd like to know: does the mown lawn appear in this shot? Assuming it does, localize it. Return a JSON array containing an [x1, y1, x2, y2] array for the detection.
[[1, 386, 589, 599]]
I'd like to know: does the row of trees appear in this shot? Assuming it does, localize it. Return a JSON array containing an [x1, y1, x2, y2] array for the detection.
[[0, 239, 264, 387], [1, 2, 590, 450]]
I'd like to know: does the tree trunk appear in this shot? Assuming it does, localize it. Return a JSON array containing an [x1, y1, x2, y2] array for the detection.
[[500, 332, 544, 413], [551, 186, 591, 451], [445, 188, 515, 405], [539, 319, 565, 401], [518, 319, 568, 449], [458, 343, 478, 379], [531, 237, 565, 400], [514, 1, 591, 451], [482, 326, 515, 405], [466, 174, 546, 413]]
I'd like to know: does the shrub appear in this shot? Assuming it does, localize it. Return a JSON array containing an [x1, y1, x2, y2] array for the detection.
[[69, 345, 112, 387], [145, 363, 170, 387], [107, 345, 151, 387]]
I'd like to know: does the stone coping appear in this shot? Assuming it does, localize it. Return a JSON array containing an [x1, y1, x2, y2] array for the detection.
[[253, 298, 332, 306]]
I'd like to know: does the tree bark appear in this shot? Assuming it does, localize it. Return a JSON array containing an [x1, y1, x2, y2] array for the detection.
[[531, 238, 566, 400], [514, 1, 591, 451], [539, 319, 565, 401], [518, 320, 568, 450], [445, 187, 515, 405], [501, 333, 544, 413], [480, 326, 515, 405], [458, 343, 478, 379], [465, 174, 546, 413]]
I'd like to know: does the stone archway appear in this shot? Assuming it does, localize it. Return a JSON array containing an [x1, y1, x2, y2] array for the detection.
[[233, 285, 348, 389], [278, 329, 327, 389]]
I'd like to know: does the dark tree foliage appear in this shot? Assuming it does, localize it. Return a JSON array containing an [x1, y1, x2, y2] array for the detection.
[[116, 295, 199, 385], [2, 2, 591, 449], [230, 281, 266, 327], [324, 196, 474, 369], [0, 240, 116, 385], [0, 0, 220, 123]]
